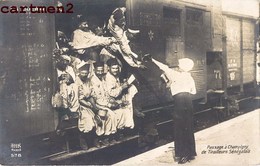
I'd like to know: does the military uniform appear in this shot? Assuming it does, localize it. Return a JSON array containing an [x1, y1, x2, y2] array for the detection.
[[108, 7, 142, 68], [104, 72, 137, 129], [76, 76, 96, 133], [90, 74, 117, 135]]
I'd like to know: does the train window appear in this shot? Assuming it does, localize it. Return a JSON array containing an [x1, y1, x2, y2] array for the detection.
[[163, 7, 181, 36], [186, 8, 203, 24], [163, 7, 181, 24]]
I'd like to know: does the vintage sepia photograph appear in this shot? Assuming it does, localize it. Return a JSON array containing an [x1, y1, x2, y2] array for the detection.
[[0, 0, 259, 165]]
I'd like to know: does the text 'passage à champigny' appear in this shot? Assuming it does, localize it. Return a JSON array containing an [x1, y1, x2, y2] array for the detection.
[[201, 145, 250, 155]]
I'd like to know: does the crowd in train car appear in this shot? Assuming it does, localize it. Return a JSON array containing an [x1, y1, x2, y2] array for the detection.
[[52, 7, 147, 150], [51, 5, 198, 163]]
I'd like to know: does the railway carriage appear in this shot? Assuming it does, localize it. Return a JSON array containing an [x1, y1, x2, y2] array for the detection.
[[0, 0, 258, 164]]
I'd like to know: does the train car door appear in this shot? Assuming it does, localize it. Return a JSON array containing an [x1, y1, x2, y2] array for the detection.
[[224, 16, 257, 93], [225, 16, 241, 89], [242, 19, 256, 85], [206, 52, 223, 90]]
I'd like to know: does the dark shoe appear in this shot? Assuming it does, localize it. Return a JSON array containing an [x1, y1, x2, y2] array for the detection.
[[115, 133, 124, 141], [188, 156, 195, 161], [109, 138, 117, 144], [101, 138, 110, 146], [134, 109, 145, 118], [56, 129, 65, 136], [174, 157, 181, 162], [178, 156, 189, 164], [61, 143, 68, 151], [79, 136, 88, 150], [93, 138, 101, 148]]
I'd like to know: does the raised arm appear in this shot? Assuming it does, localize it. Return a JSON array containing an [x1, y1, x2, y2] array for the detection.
[[71, 30, 116, 50], [152, 58, 172, 85], [152, 58, 171, 73]]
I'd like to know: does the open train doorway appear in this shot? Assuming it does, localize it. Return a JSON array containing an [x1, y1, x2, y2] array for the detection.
[[206, 52, 223, 91], [55, 0, 126, 47]]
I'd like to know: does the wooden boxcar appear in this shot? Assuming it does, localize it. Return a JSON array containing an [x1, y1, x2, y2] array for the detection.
[[0, 0, 258, 164]]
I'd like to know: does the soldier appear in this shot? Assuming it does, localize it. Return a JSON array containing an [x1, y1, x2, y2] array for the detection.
[[104, 58, 138, 131], [76, 62, 99, 149], [90, 61, 117, 137], [70, 21, 117, 61], [107, 7, 144, 68], [55, 55, 78, 120], [52, 54, 80, 150], [77, 61, 119, 148]]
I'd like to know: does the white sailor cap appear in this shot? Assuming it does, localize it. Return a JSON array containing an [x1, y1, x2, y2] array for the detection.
[[178, 58, 194, 72]]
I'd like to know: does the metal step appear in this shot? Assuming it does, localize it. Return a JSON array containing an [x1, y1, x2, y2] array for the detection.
[[213, 106, 225, 110], [212, 90, 224, 94], [253, 96, 260, 100], [48, 135, 139, 162]]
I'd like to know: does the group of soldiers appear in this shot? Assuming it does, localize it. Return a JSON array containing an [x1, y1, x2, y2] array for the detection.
[[52, 7, 145, 149], [52, 7, 197, 161]]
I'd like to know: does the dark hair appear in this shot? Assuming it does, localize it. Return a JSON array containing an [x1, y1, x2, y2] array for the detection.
[[107, 58, 120, 67], [94, 61, 104, 68]]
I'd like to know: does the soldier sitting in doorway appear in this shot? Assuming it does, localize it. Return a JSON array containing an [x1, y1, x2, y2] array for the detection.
[[90, 61, 119, 144], [104, 58, 138, 138], [76, 62, 118, 149], [53, 54, 80, 138]]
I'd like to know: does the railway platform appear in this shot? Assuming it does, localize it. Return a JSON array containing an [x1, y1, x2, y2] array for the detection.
[[115, 109, 260, 166]]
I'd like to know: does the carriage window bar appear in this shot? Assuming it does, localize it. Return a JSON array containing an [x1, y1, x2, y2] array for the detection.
[[186, 8, 203, 24]]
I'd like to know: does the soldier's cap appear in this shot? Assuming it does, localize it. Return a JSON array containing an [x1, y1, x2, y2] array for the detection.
[[77, 61, 90, 71], [94, 61, 104, 68], [107, 58, 120, 67], [178, 58, 194, 72]]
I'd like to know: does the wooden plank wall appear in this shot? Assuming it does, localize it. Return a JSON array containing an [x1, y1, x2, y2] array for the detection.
[[0, 0, 55, 140], [226, 17, 241, 87], [242, 20, 255, 84]]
